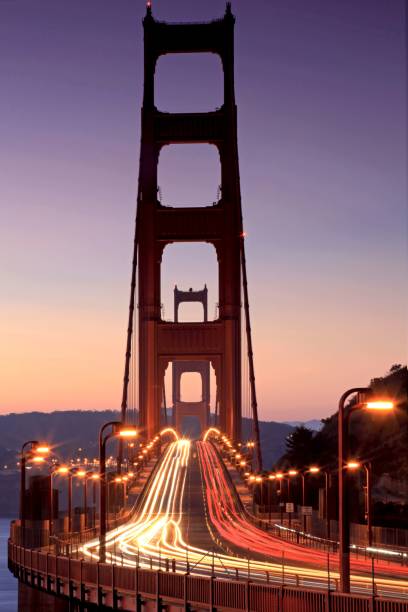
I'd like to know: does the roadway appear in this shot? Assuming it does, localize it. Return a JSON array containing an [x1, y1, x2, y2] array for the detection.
[[81, 438, 408, 600]]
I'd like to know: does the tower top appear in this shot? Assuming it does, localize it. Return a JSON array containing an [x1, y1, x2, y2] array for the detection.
[[144, 2, 234, 26]]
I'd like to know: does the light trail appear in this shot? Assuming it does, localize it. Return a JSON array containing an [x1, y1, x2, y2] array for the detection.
[[197, 440, 408, 597], [80, 440, 408, 599]]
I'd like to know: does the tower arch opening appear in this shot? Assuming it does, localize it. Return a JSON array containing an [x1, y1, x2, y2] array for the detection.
[[155, 53, 223, 113], [160, 242, 218, 322], [158, 144, 221, 208]]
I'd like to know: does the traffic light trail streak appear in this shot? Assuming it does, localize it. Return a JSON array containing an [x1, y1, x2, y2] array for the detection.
[[81, 440, 408, 598]]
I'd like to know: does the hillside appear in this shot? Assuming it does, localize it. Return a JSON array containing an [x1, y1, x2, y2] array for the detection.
[[0, 409, 293, 516]]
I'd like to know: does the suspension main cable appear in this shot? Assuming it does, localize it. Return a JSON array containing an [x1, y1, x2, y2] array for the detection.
[[240, 236, 263, 471]]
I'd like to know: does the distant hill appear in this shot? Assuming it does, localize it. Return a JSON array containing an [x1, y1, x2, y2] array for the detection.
[[283, 419, 323, 432], [0, 409, 293, 515], [0, 410, 120, 466], [0, 410, 292, 467]]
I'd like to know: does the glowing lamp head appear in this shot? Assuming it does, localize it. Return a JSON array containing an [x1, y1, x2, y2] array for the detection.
[[346, 460, 361, 470], [118, 427, 138, 438], [114, 477, 122, 483], [240, 460, 246, 466], [76, 470, 86, 478], [288, 469, 298, 476], [268, 474, 276, 480], [128, 471, 134, 477], [91, 473, 100, 480], [244, 471, 250, 477], [255, 476, 262, 483], [35, 445, 50, 455], [276, 472, 284, 479], [122, 476, 128, 482], [309, 466, 320, 474], [249, 475, 256, 482], [31, 456, 45, 464], [57, 466, 69, 475], [365, 400, 394, 411]]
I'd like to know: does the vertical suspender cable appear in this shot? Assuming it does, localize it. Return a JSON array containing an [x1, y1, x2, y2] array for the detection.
[[118, 207, 139, 467], [121, 210, 139, 422], [162, 382, 168, 426], [240, 237, 263, 472]]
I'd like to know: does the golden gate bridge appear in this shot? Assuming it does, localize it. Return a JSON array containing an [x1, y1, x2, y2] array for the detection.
[[8, 4, 407, 611]]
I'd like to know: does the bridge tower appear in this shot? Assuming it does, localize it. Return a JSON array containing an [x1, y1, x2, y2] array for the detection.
[[136, 3, 243, 442], [172, 286, 211, 434]]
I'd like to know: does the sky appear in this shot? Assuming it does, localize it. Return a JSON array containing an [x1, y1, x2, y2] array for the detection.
[[1, 0, 407, 422]]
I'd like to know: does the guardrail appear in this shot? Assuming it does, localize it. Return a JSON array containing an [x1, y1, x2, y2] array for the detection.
[[9, 540, 408, 612]]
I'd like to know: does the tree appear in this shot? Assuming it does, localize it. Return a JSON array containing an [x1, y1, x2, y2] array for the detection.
[[283, 425, 317, 468]]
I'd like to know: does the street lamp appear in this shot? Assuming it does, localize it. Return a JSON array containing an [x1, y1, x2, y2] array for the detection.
[[49, 465, 71, 536], [99, 422, 138, 562], [338, 388, 394, 593], [275, 473, 285, 523], [301, 466, 331, 539], [75, 469, 88, 530], [346, 460, 373, 547], [300, 466, 320, 532], [19, 441, 50, 545], [90, 473, 100, 528], [267, 474, 276, 522], [287, 469, 298, 503]]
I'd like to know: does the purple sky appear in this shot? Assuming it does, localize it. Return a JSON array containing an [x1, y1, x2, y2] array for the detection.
[[1, 0, 407, 421]]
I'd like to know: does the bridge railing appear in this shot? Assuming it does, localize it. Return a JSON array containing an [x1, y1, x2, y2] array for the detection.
[[8, 540, 408, 612]]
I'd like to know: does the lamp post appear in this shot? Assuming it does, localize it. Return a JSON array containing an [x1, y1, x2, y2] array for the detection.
[[99, 421, 137, 562], [255, 475, 263, 514], [19, 441, 50, 545], [287, 469, 298, 502], [276, 473, 284, 524], [49, 465, 71, 536], [267, 474, 276, 522], [286, 469, 298, 528], [324, 470, 330, 540], [75, 469, 87, 530], [300, 466, 320, 532], [90, 473, 100, 528], [346, 460, 373, 548], [338, 388, 393, 593]]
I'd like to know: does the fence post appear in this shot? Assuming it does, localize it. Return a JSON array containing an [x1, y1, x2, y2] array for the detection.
[[135, 566, 142, 612], [46, 552, 49, 591], [80, 559, 84, 603], [97, 561, 102, 607], [209, 575, 214, 611], [112, 563, 117, 610], [183, 572, 188, 611], [68, 554, 71, 599], [279, 585, 284, 612], [156, 570, 161, 611], [245, 580, 250, 612]]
